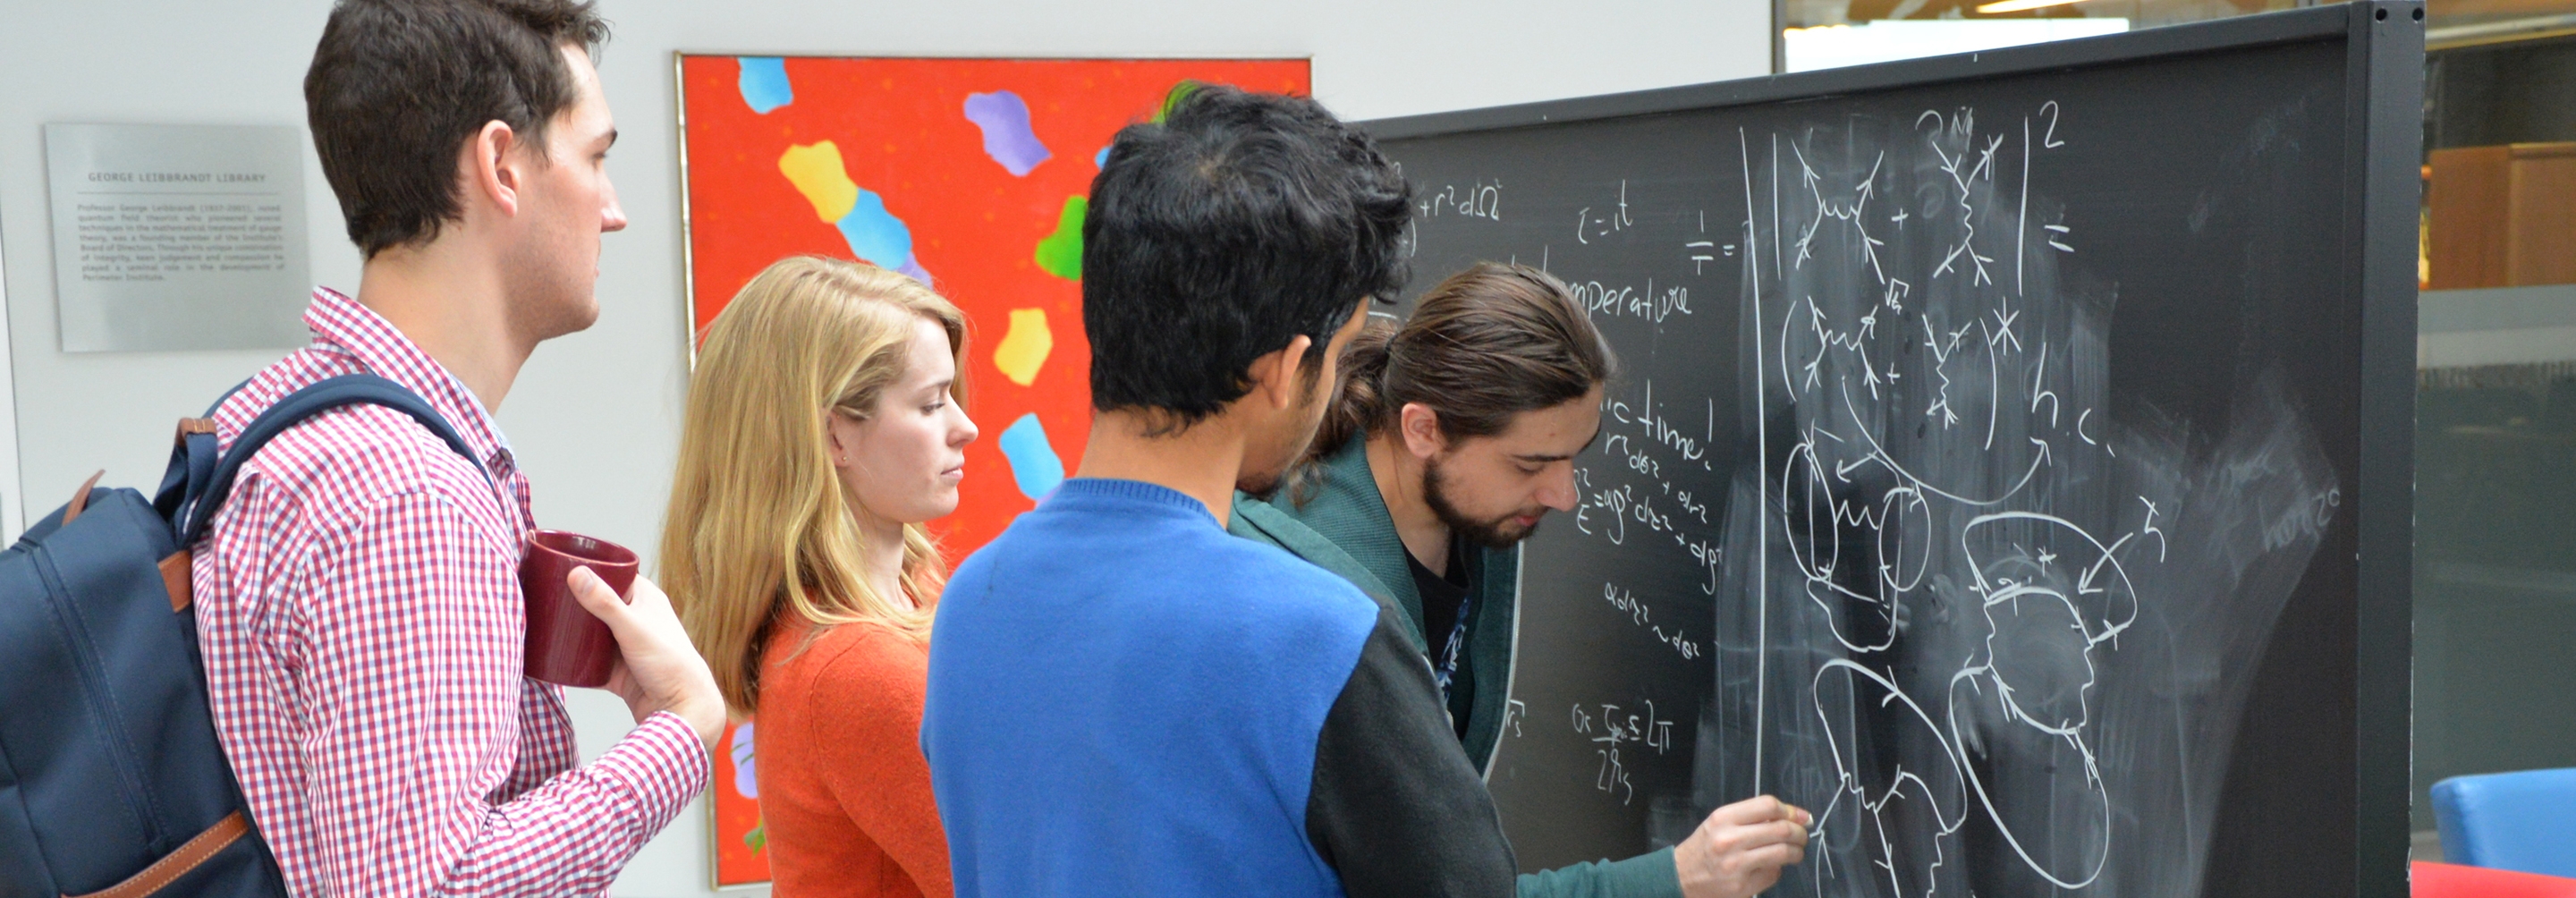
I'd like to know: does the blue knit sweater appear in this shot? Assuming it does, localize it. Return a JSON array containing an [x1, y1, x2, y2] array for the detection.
[[924, 478, 1519, 898]]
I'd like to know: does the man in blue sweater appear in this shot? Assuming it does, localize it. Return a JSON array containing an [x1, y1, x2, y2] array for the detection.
[[923, 86, 1516, 896]]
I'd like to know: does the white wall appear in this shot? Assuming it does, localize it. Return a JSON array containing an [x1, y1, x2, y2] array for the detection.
[[0, 1, 1767, 894]]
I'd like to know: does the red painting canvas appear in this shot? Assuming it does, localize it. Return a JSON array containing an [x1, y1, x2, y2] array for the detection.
[[675, 54, 1311, 888]]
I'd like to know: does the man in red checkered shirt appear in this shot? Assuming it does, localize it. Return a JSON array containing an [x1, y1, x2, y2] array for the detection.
[[189, 2, 726, 894]]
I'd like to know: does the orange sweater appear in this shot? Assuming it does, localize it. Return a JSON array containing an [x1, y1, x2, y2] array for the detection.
[[755, 615, 953, 898]]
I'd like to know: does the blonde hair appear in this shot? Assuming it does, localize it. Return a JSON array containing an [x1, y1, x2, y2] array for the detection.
[[663, 256, 969, 714]]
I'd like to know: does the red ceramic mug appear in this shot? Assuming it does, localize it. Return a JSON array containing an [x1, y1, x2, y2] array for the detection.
[[520, 529, 639, 688]]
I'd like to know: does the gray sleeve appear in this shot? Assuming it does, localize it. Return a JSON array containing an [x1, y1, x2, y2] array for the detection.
[[1305, 606, 1519, 898]]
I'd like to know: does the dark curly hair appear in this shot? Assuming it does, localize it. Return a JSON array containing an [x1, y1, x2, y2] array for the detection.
[[1081, 84, 1412, 434]]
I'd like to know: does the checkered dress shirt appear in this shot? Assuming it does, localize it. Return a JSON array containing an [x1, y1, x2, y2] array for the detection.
[[190, 287, 706, 896]]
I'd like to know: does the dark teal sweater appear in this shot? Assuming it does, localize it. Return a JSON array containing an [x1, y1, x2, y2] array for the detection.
[[1232, 439, 1686, 898]]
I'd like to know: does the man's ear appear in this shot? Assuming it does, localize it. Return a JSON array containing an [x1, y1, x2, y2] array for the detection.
[[1244, 335, 1316, 412], [462, 120, 524, 219], [1398, 402, 1446, 459]]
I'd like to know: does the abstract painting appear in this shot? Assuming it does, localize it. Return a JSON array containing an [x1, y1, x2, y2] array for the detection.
[[675, 54, 1311, 888]]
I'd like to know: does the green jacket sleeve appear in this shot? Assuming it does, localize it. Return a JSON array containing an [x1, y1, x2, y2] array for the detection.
[[1514, 847, 1682, 898]]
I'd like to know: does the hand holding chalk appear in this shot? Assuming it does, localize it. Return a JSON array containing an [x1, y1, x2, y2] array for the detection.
[[1674, 794, 1810, 898]]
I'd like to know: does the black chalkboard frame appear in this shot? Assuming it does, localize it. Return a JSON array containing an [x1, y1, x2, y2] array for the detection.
[[1360, 5, 2422, 895]]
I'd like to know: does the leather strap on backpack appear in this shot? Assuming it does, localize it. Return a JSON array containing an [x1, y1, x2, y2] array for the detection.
[[160, 552, 194, 613], [63, 810, 250, 898], [60, 470, 105, 525]]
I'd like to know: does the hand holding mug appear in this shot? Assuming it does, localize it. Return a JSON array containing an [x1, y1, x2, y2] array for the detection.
[[566, 567, 726, 748]]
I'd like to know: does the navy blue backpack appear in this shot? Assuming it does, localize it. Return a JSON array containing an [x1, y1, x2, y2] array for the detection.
[[0, 375, 479, 898]]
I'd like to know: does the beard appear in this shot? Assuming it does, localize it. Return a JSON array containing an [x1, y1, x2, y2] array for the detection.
[[1236, 366, 1332, 501], [1239, 462, 1288, 501], [1422, 453, 1543, 549]]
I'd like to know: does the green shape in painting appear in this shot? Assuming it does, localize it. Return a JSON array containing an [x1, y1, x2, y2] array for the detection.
[[1035, 195, 1086, 281], [1156, 80, 1205, 123]]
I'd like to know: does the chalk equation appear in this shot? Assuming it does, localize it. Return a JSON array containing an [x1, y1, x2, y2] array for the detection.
[[1420, 179, 1504, 221], [1598, 580, 1706, 661], [1572, 699, 1678, 806]]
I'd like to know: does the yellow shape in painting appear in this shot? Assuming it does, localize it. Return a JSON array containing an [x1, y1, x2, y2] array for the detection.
[[993, 308, 1054, 386], [777, 141, 860, 223]]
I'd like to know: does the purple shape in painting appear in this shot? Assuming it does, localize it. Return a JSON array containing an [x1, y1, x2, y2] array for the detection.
[[962, 90, 1052, 177], [729, 722, 758, 799]]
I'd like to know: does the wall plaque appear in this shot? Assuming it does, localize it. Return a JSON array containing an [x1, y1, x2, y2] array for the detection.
[[46, 123, 310, 352]]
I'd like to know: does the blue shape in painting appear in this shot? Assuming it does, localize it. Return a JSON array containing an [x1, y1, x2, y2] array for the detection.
[[997, 413, 1065, 501], [962, 91, 1052, 177], [835, 190, 934, 287], [736, 57, 792, 114], [1094, 145, 1110, 169]]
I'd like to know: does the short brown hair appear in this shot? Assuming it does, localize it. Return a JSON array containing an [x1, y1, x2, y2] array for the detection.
[[1309, 261, 1616, 462], [305, 0, 611, 258]]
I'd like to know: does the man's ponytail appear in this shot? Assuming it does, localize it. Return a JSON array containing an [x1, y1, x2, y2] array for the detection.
[[1308, 313, 1400, 462], [1285, 262, 1614, 503]]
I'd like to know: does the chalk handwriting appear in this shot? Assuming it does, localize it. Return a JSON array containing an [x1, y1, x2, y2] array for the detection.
[[1707, 98, 2343, 898], [1420, 179, 1503, 221]]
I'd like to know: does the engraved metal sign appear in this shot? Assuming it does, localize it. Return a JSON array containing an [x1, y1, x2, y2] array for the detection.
[[45, 123, 311, 352]]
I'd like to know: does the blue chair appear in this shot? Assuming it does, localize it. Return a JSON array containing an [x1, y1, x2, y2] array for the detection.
[[2433, 768, 2576, 878]]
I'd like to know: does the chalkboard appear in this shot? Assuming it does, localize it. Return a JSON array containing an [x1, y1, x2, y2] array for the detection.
[[1363, 5, 2419, 895]]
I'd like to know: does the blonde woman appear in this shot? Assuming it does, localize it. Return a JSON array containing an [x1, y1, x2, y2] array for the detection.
[[664, 257, 979, 898]]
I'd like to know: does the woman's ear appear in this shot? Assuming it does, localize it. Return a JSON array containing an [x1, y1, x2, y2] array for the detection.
[[824, 412, 851, 465]]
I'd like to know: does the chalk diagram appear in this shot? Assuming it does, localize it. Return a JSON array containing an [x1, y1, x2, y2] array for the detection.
[[1711, 102, 2343, 896]]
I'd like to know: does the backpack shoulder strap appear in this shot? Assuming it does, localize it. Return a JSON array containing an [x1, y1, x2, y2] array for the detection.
[[150, 378, 256, 523], [174, 374, 489, 546]]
